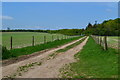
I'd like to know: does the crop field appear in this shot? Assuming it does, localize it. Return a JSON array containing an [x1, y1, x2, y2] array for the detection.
[[107, 36, 119, 49], [1, 32, 73, 49], [93, 36, 119, 50]]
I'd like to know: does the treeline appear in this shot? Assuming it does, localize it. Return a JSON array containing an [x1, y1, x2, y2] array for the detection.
[[1, 29, 49, 33], [1, 29, 84, 36], [84, 18, 120, 36], [1, 18, 119, 36], [47, 29, 84, 36]]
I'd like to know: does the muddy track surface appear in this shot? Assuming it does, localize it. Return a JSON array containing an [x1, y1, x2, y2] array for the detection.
[[2, 37, 89, 78]]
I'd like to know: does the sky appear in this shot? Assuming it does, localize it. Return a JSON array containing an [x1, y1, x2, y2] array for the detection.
[[2, 2, 118, 30], [2, 0, 120, 2]]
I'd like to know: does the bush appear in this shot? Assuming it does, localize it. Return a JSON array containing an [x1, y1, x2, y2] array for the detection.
[[2, 46, 12, 59]]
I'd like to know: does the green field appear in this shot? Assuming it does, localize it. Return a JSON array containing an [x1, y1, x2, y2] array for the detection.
[[93, 36, 119, 50], [60, 37, 118, 78], [2, 36, 81, 59], [2, 32, 72, 49], [107, 36, 119, 49]]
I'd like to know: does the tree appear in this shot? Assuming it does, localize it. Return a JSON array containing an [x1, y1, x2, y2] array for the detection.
[[7, 27, 10, 30]]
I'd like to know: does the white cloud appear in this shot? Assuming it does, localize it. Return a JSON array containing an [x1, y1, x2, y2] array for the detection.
[[106, 9, 112, 12], [0, 16, 13, 20]]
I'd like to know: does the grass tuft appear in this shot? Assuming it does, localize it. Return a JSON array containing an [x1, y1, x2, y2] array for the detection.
[[4, 62, 42, 78]]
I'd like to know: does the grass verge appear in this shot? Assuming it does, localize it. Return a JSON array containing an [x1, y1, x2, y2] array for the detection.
[[60, 37, 118, 78], [2, 36, 82, 60], [56, 37, 86, 53]]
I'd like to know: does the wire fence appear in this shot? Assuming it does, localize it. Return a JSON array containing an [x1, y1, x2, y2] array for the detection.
[[91, 35, 108, 50], [8, 35, 76, 50]]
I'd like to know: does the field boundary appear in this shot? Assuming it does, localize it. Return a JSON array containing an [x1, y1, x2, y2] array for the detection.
[[2, 32, 75, 50], [59, 36, 118, 78], [2, 36, 84, 66]]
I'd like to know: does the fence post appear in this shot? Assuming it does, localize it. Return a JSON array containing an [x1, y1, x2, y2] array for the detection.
[[98, 36, 101, 44], [10, 36, 12, 49], [95, 36, 97, 43], [59, 36, 61, 40], [104, 36, 108, 50], [98, 36, 99, 44], [44, 36, 46, 43], [52, 35, 53, 42], [99, 36, 102, 46], [57, 36, 59, 40], [32, 36, 34, 46]]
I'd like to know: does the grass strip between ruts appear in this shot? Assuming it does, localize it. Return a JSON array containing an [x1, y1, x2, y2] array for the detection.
[[56, 37, 87, 53]]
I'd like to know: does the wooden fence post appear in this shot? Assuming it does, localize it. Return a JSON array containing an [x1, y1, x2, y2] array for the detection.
[[59, 36, 61, 40], [10, 36, 12, 49], [100, 37, 101, 44], [100, 36, 102, 46], [104, 36, 108, 50], [98, 36, 99, 44], [57, 36, 59, 40], [32, 36, 34, 46], [52, 35, 53, 42], [44, 36, 46, 43], [95, 36, 98, 43]]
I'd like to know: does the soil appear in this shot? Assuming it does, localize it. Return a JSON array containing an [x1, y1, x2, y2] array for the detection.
[[2, 37, 89, 78]]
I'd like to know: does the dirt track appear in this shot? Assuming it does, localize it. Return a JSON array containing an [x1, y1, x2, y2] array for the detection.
[[2, 37, 89, 78]]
